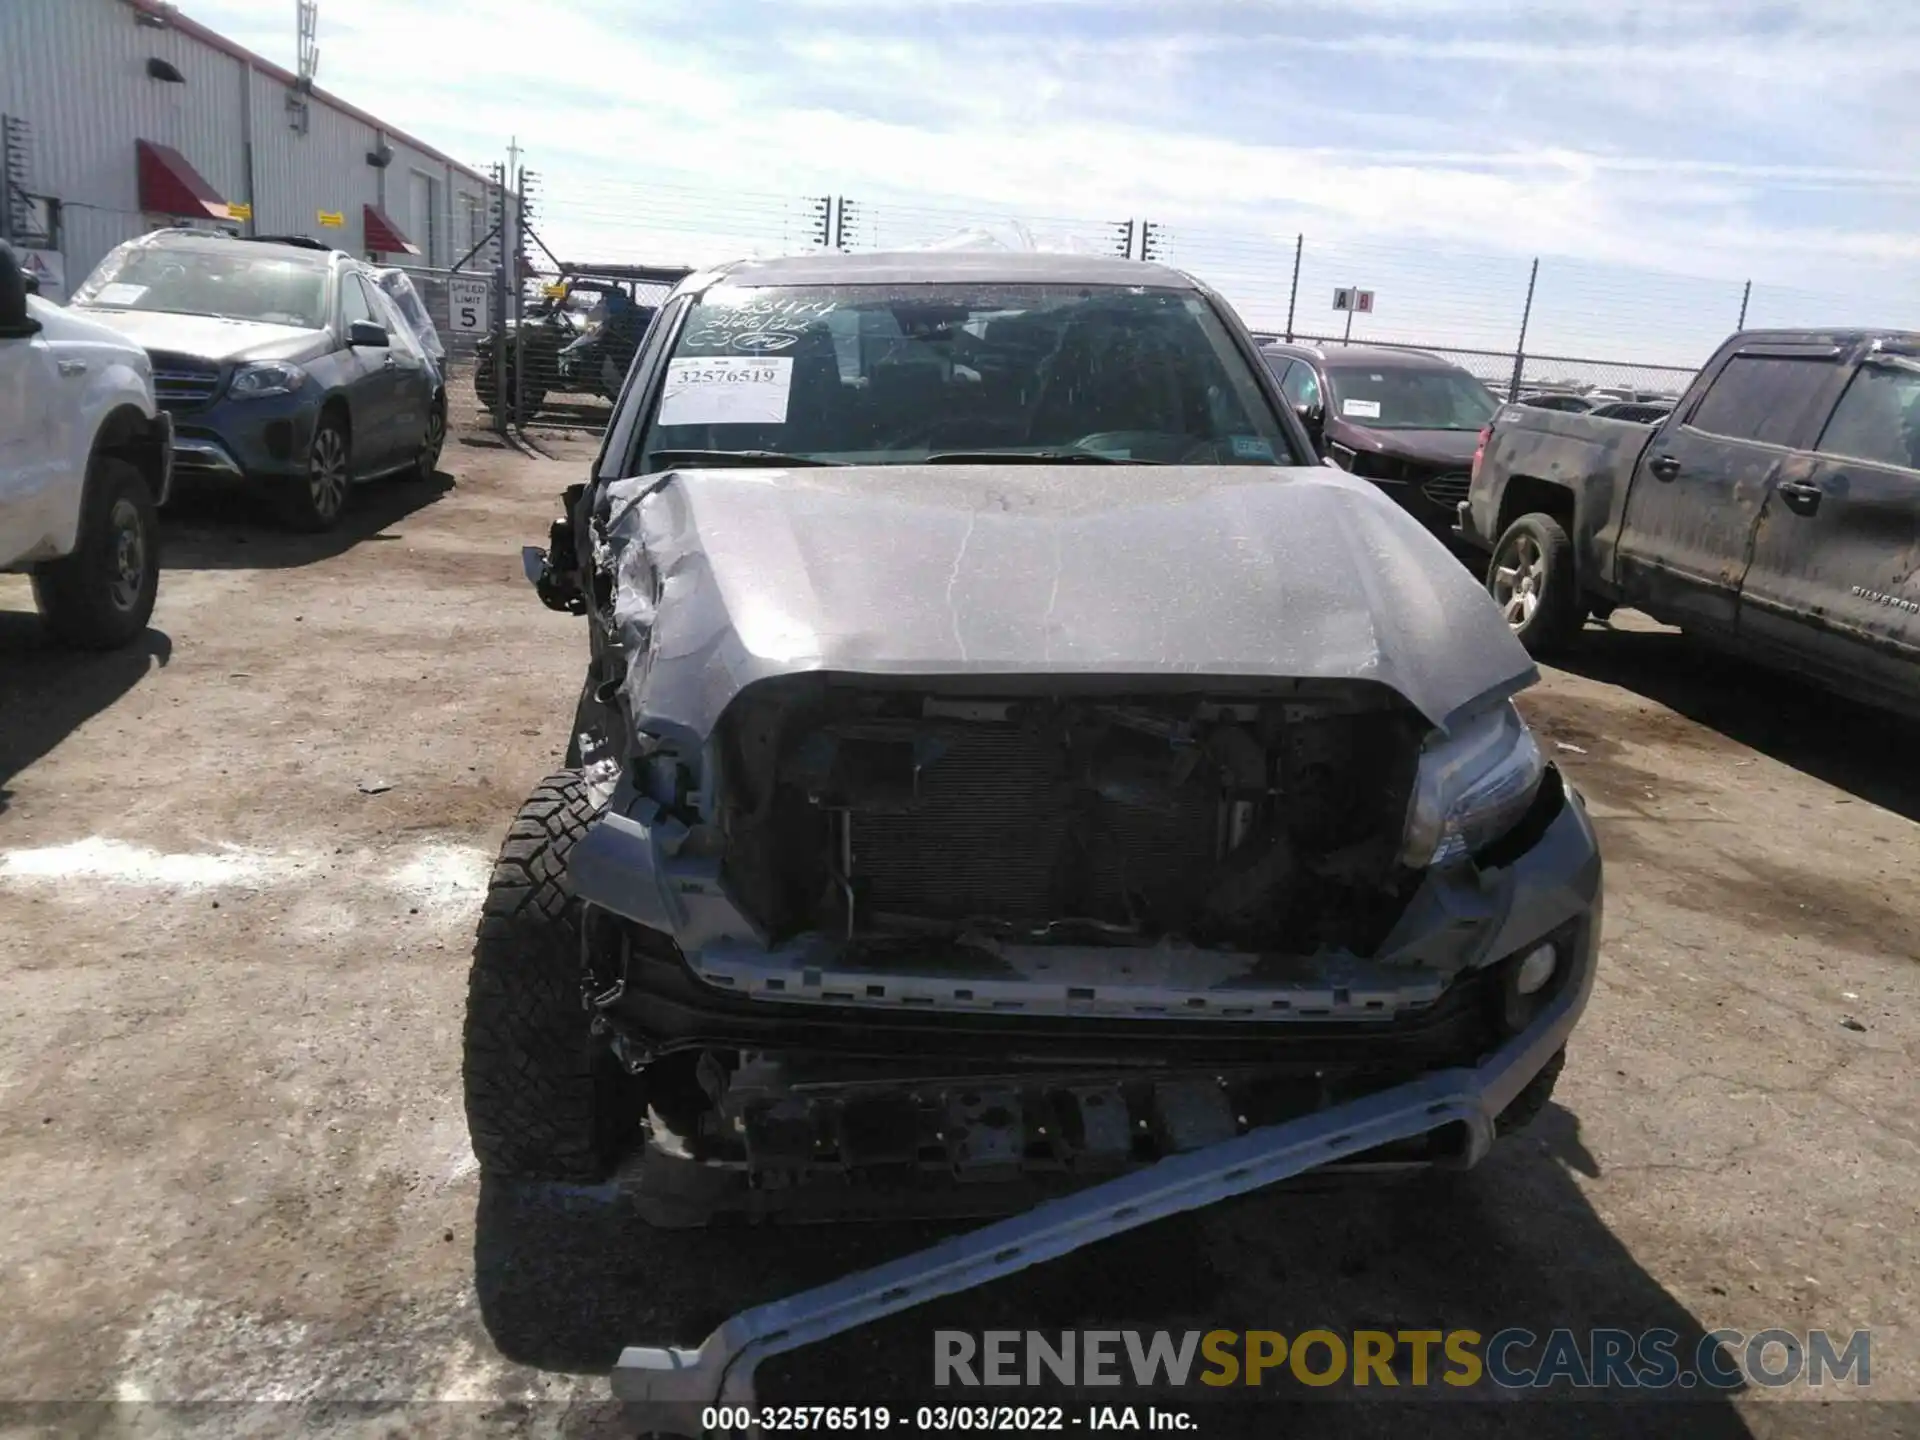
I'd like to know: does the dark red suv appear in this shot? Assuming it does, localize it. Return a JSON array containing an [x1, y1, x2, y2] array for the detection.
[[1261, 342, 1500, 540]]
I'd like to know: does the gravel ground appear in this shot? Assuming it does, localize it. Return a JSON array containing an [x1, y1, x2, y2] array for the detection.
[[1, 429, 1915, 1439]]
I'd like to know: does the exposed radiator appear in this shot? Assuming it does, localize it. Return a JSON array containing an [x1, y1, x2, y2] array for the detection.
[[848, 724, 1221, 927]]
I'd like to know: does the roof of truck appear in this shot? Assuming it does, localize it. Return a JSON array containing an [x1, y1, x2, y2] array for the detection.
[[1728, 328, 1920, 348], [683, 250, 1197, 290]]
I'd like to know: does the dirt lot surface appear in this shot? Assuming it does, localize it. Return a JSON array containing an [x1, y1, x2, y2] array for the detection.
[[2, 430, 1916, 1439]]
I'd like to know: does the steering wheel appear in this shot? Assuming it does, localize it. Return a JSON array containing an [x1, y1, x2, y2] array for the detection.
[[1071, 431, 1222, 464]]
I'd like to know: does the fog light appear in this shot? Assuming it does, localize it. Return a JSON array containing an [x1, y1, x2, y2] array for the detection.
[[1514, 942, 1558, 996]]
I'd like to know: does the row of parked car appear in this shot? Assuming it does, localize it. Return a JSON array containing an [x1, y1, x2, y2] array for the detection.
[[1252, 324, 1920, 717], [0, 229, 450, 647]]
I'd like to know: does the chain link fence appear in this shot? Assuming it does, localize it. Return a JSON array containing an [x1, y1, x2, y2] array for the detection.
[[458, 172, 1920, 439]]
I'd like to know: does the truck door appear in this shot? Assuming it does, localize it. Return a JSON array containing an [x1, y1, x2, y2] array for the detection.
[[1738, 346, 1920, 699], [1614, 344, 1847, 635], [0, 315, 64, 564]]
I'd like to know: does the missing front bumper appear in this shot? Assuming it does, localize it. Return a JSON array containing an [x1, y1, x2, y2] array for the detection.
[[609, 922, 1594, 1428], [594, 781, 1600, 1429]]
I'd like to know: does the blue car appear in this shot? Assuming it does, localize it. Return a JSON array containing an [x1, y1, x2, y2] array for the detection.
[[68, 229, 445, 531]]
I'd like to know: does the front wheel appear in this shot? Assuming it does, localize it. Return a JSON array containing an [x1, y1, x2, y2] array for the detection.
[[463, 770, 642, 1181], [279, 413, 351, 532], [31, 457, 159, 650], [1488, 513, 1586, 655], [412, 398, 446, 482]]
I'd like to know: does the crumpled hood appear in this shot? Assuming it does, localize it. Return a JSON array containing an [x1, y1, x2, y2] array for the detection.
[[69, 308, 325, 364], [600, 463, 1536, 743]]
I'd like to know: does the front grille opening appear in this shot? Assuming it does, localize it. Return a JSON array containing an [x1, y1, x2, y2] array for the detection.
[[719, 683, 1428, 957]]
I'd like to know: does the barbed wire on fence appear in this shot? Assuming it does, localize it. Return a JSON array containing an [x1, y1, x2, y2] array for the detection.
[[437, 159, 1919, 435]]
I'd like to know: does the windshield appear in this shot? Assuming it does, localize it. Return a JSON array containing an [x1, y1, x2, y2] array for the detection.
[[72, 242, 328, 328], [635, 282, 1298, 471], [1325, 364, 1497, 431]]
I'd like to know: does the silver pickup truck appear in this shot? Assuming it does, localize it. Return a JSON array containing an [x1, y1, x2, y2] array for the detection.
[[1457, 328, 1920, 717]]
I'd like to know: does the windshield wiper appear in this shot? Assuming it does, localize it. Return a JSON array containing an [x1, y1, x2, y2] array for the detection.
[[922, 450, 1154, 465], [647, 449, 842, 469]]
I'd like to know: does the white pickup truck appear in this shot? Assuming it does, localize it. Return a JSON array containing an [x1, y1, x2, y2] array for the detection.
[[1, 240, 171, 649]]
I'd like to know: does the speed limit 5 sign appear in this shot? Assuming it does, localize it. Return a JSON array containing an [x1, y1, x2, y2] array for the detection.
[[448, 276, 491, 333]]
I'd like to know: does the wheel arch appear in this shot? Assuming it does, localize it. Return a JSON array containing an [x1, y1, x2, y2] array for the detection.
[[1495, 474, 1578, 540], [315, 390, 352, 440], [91, 404, 171, 506]]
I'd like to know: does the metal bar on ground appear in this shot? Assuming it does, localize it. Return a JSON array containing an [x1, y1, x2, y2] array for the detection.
[[612, 1072, 1499, 1432]]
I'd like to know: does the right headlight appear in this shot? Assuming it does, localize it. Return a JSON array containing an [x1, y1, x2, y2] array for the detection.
[[229, 360, 307, 400], [1400, 701, 1545, 868]]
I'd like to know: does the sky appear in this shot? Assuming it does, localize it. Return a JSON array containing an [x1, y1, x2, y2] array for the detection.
[[185, 0, 1920, 368]]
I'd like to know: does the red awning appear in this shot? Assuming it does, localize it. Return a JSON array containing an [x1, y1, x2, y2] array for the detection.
[[135, 139, 229, 220], [363, 204, 421, 256]]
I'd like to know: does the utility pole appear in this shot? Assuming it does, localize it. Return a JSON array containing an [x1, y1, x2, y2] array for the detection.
[[1737, 279, 1752, 331], [488, 159, 508, 436], [1508, 258, 1540, 402], [1284, 234, 1302, 342], [1342, 283, 1358, 343], [512, 162, 528, 428]]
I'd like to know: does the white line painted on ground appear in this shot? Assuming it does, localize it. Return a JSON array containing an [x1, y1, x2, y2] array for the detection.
[[0, 837, 496, 910], [0, 838, 294, 890]]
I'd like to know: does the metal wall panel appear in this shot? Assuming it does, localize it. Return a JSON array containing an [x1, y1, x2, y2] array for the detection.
[[2, 0, 489, 281], [246, 66, 380, 256], [1, 0, 247, 280]]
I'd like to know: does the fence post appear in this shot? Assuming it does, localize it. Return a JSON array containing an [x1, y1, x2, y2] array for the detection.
[[1285, 233, 1302, 342], [1508, 258, 1540, 401], [512, 163, 528, 429], [489, 162, 508, 437], [1737, 279, 1751, 331]]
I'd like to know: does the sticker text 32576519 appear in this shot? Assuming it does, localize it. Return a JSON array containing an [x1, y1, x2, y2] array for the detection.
[[658, 356, 794, 426]]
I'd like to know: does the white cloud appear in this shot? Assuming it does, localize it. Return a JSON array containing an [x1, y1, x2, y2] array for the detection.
[[177, 0, 1920, 355]]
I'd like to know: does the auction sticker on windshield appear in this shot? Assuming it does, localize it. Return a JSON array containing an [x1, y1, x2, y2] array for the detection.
[[1341, 398, 1383, 419], [92, 283, 149, 306], [659, 356, 794, 426]]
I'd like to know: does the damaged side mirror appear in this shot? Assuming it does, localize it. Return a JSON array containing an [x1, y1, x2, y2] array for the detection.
[[524, 484, 589, 615]]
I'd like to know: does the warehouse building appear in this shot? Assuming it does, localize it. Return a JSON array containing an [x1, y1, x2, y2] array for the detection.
[[0, 0, 498, 297]]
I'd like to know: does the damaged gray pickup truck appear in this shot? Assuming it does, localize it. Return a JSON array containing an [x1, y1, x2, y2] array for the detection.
[[466, 251, 1602, 1415]]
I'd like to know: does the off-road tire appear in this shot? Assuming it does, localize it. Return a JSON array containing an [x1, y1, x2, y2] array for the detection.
[[31, 457, 159, 650], [1494, 1046, 1566, 1136], [1488, 512, 1586, 656], [463, 770, 640, 1181], [279, 411, 351, 532]]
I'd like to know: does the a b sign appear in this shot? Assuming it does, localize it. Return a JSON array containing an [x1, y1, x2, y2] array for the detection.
[[448, 276, 491, 334], [1333, 288, 1377, 313]]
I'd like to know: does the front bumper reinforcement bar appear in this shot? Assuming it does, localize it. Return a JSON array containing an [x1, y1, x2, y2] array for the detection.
[[613, 1059, 1518, 1430]]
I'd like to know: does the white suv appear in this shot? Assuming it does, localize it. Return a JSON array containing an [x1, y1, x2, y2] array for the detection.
[[0, 240, 172, 649]]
